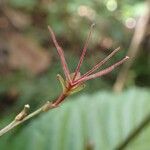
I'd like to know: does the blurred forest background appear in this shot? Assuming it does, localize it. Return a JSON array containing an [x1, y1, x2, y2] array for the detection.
[[0, 0, 150, 150]]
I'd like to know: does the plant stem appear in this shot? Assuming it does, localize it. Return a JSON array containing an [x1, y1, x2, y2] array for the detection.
[[0, 107, 43, 137], [116, 113, 150, 150], [0, 92, 68, 137]]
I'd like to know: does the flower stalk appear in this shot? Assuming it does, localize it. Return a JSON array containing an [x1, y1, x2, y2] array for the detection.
[[0, 24, 129, 137]]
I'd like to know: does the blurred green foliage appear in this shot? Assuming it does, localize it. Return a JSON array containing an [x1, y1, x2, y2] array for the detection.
[[1, 88, 150, 150]]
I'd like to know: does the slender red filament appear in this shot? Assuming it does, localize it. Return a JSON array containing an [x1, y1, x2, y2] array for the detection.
[[48, 26, 72, 83], [73, 24, 95, 81], [74, 56, 129, 84], [75, 47, 121, 82]]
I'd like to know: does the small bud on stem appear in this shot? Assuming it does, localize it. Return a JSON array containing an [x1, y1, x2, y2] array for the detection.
[[15, 104, 30, 121]]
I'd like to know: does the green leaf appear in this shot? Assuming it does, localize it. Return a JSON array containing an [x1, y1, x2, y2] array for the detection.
[[69, 84, 86, 95], [57, 74, 66, 93], [1, 88, 150, 150]]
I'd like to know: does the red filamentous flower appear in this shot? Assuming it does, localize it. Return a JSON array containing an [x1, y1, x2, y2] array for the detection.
[[48, 25, 129, 106]]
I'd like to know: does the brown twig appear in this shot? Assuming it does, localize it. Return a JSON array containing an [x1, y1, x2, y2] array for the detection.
[[113, 1, 150, 92]]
